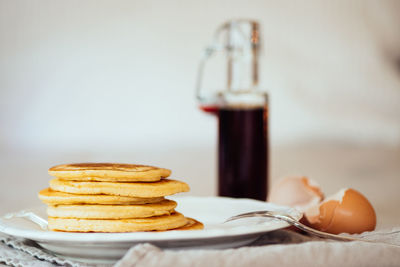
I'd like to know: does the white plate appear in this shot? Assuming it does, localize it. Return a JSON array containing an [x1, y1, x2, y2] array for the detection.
[[0, 196, 301, 264]]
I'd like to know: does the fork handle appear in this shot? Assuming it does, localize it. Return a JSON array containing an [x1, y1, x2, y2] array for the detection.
[[263, 214, 383, 243]]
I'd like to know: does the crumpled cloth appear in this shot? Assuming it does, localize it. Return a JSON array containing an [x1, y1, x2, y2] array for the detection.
[[1, 229, 400, 267], [0, 234, 97, 267]]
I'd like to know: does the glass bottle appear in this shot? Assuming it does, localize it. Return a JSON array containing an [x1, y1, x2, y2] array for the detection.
[[196, 20, 269, 201]]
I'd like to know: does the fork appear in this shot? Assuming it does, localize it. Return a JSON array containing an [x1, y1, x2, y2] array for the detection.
[[225, 210, 379, 243]]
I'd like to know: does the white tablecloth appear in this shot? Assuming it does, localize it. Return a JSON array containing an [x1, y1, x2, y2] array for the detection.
[[1, 228, 399, 267]]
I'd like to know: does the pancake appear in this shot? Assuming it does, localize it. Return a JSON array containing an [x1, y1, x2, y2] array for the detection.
[[48, 163, 171, 182], [46, 199, 177, 219], [38, 188, 164, 205], [173, 218, 204, 231], [48, 212, 188, 232], [49, 179, 190, 198]]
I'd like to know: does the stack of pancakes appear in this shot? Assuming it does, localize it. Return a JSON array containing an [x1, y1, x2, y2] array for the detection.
[[38, 163, 203, 232]]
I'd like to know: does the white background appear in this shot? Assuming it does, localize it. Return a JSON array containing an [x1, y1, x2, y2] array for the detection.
[[1, 0, 399, 152]]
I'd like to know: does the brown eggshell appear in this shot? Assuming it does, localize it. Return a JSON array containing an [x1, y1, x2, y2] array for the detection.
[[305, 199, 337, 231], [305, 188, 376, 234]]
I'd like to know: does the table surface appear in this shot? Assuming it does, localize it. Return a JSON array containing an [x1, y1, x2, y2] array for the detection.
[[0, 143, 398, 229]]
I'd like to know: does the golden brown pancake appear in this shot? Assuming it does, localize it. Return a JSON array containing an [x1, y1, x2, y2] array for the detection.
[[173, 218, 204, 231], [49, 178, 190, 198], [48, 212, 188, 232], [48, 163, 171, 182], [46, 200, 177, 219], [38, 188, 164, 205]]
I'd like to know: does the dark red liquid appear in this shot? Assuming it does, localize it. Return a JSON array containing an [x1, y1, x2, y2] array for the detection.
[[218, 106, 268, 201], [199, 105, 219, 115]]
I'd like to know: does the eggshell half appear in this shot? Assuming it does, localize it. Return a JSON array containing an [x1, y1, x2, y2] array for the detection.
[[305, 188, 376, 234], [268, 176, 324, 212]]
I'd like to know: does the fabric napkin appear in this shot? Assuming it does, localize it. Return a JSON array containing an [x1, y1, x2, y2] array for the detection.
[[1, 228, 399, 267], [116, 228, 400, 267]]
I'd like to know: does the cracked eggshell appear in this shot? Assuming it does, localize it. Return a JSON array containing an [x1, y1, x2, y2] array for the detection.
[[267, 176, 324, 213], [305, 188, 376, 234]]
